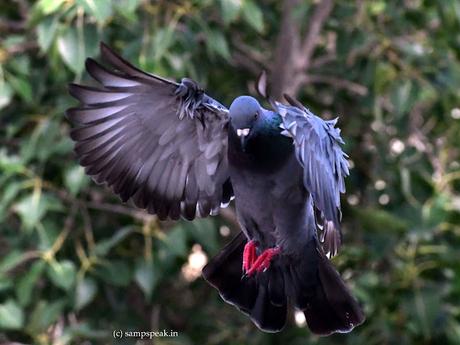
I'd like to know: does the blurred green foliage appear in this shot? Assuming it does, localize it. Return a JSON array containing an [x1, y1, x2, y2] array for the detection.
[[1, 0, 460, 344]]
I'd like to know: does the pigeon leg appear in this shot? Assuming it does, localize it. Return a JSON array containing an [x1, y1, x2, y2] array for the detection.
[[246, 247, 281, 276], [242, 240, 257, 273]]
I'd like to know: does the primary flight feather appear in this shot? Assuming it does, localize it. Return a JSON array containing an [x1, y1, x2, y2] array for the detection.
[[66, 43, 364, 335]]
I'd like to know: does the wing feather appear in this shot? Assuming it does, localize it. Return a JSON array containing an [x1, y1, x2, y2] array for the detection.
[[66, 43, 232, 220], [277, 102, 349, 256]]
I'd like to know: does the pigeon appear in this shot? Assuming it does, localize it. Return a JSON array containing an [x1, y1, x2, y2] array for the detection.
[[66, 43, 365, 335]]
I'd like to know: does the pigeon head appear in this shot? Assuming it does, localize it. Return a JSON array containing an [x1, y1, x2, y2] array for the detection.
[[229, 96, 262, 147]]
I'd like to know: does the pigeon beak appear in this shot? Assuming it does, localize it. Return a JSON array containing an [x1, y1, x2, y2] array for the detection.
[[236, 128, 250, 151], [236, 128, 250, 138]]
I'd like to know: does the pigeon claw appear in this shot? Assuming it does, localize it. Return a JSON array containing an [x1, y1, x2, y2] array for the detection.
[[242, 240, 257, 273], [246, 247, 281, 277]]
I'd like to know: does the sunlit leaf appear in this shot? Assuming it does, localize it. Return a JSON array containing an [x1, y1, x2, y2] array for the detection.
[[14, 193, 47, 231], [57, 27, 85, 74], [37, 0, 66, 15], [0, 150, 25, 174], [77, 0, 112, 25], [37, 16, 59, 52], [47, 260, 77, 291], [75, 277, 98, 310], [0, 300, 24, 330], [241, 0, 264, 32], [219, 0, 242, 25], [0, 81, 13, 110], [64, 165, 89, 196], [13, 192, 62, 232]]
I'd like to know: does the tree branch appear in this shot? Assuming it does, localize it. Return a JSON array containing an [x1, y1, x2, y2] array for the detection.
[[305, 74, 369, 96], [299, 0, 334, 68], [271, 0, 301, 100], [271, 0, 335, 99], [86, 201, 155, 222]]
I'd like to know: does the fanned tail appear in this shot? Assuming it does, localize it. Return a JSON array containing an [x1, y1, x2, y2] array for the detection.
[[202, 233, 365, 334], [202, 232, 287, 332]]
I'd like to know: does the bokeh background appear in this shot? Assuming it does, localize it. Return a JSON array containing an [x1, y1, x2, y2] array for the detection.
[[1, 0, 460, 344]]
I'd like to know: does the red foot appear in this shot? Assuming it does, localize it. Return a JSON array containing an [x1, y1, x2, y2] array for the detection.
[[242, 240, 257, 272], [246, 247, 281, 277]]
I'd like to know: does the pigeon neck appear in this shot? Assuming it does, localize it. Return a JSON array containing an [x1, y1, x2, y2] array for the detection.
[[228, 112, 293, 172]]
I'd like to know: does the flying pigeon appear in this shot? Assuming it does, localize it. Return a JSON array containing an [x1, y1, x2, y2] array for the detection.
[[66, 43, 365, 335]]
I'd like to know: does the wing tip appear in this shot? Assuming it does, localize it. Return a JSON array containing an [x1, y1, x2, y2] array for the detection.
[[99, 41, 113, 58], [68, 83, 83, 101]]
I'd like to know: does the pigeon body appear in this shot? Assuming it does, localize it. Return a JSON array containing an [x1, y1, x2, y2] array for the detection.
[[227, 97, 309, 253], [66, 43, 365, 335]]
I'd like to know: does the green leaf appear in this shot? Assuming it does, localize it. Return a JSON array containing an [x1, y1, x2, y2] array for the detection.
[[14, 193, 48, 231], [219, 0, 242, 25], [186, 219, 218, 253], [114, 0, 142, 14], [423, 193, 450, 228], [64, 165, 89, 196], [241, 0, 264, 33], [152, 26, 176, 62], [95, 260, 132, 286], [0, 182, 21, 222], [206, 30, 230, 59], [28, 300, 65, 333], [0, 250, 26, 275], [94, 226, 135, 256], [0, 81, 13, 110], [47, 260, 76, 291], [0, 149, 25, 174], [75, 277, 97, 310], [77, 0, 112, 25], [37, 16, 59, 52], [37, 0, 66, 15], [20, 119, 63, 163], [390, 79, 417, 116], [0, 300, 24, 330], [0, 277, 13, 293], [162, 226, 187, 257], [57, 27, 85, 74], [353, 208, 408, 234], [16, 261, 46, 306], [7, 74, 33, 104], [134, 260, 157, 300]]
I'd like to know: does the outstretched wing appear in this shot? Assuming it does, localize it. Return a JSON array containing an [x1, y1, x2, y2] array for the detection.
[[66, 43, 232, 220], [276, 100, 349, 257]]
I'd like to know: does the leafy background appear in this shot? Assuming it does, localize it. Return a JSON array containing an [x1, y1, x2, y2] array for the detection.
[[1, 0, 460, 344]]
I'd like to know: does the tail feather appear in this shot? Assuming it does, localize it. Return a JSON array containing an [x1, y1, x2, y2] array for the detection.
[[267, 265, 285, 306], [202, 232, 287, 332], [250, 283, 287, 332], [202, 232, 365, 335], [202, 232, 257, 313], [303, 249, 365, 335]]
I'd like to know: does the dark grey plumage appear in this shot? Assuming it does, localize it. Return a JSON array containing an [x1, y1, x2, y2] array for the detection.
[[66, 43, 364, 335], [277, 101, 350, 256], [67, 43, 232, 221]]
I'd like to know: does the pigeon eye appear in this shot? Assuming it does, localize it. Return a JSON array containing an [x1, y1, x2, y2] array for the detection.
[[254, 112, 258, 119]]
